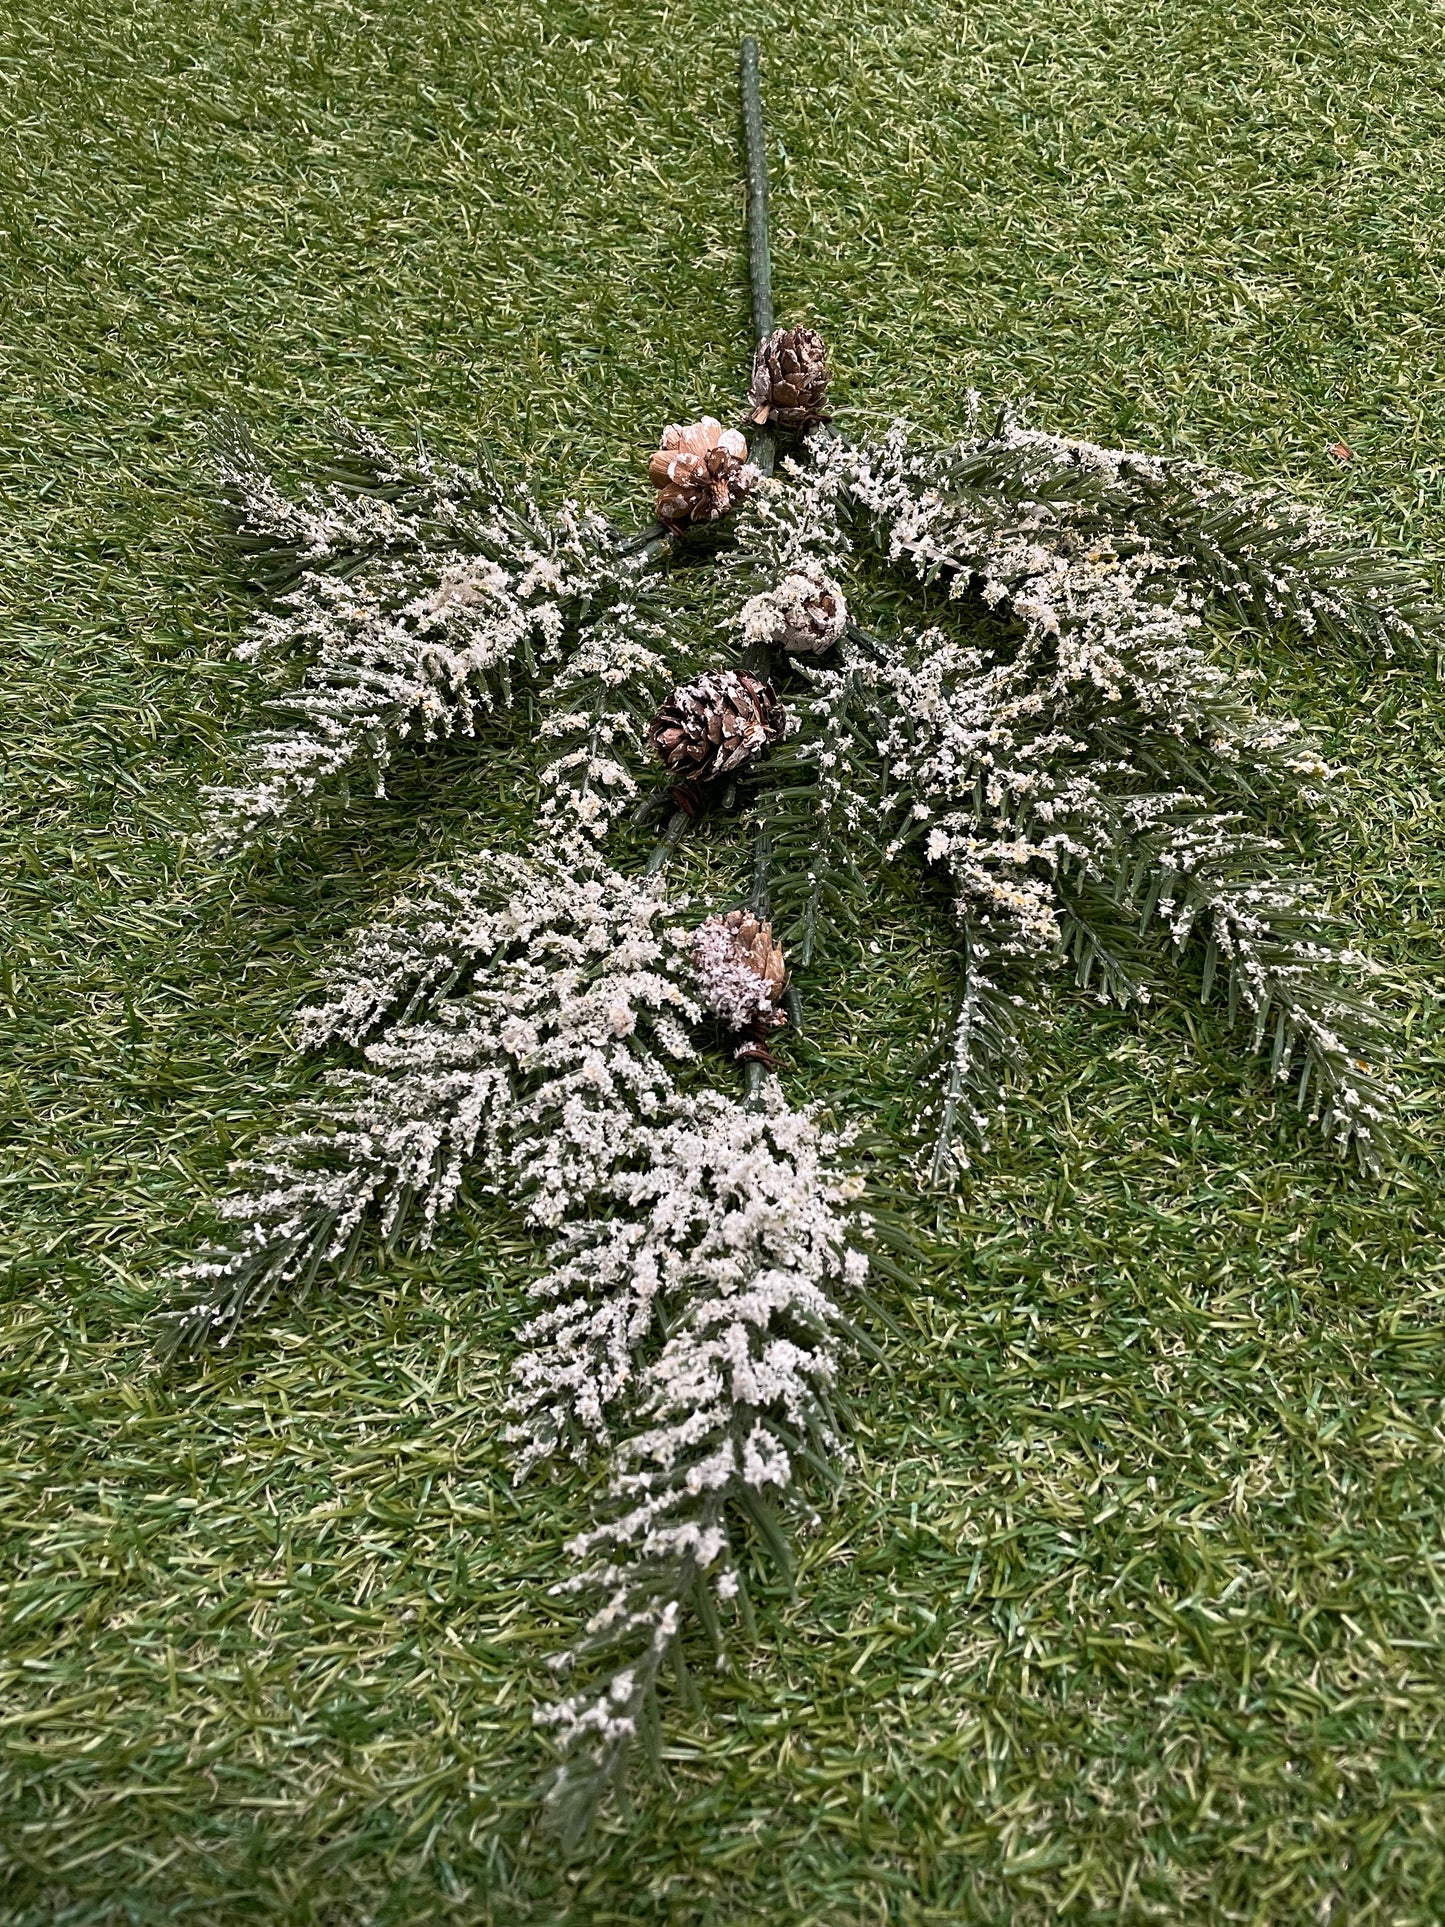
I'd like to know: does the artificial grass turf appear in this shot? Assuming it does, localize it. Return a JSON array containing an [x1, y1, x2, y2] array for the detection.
[[2, 0, 1445, 1919]]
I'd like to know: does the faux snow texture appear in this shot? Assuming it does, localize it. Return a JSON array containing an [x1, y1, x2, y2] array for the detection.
[[170, 850, 859, 1833], [182, 399, 1430, 1833]]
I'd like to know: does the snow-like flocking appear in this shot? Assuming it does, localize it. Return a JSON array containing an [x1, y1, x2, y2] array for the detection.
[[178, 402, 1429, 1832]]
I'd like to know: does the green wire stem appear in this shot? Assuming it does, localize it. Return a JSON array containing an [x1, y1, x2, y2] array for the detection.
[[644, 807, 692, 877], [740, 36, 775, 479], [657, 39, 799, 1104], [743, 820, 772, 1105], [740, 36, 774, 343]]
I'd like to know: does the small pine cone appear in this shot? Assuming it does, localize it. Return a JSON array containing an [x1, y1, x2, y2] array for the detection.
[[649, 418, 757, 533], [747, 326, 830, 429], [647, 669, 785, 786], [740, 563, 848, 656], [692, 909, 788, 1052]]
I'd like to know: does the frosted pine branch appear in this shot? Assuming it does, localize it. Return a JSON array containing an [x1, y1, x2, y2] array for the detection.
[[533, 1082, 861, 1841], [166, 846, 863, 1839], [847, 402, 1432, 652], [166, 853, 702, 1350], [929, 950, 1035, 1177], [726, 423, 1418, 1164], [205, 433, 652, 851], [218, 424, 566, 589], [532, 599, 683, 846], [178, 394, 1427, 1841]]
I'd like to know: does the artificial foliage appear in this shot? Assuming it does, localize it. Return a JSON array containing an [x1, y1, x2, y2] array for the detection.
[[166, 39, 1434, 1844]]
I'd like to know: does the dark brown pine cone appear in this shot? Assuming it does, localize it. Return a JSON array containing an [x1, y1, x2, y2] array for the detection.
[[648, 418, 756, 534], [746, 326, 830, 429], [647, 670, 785, 787]]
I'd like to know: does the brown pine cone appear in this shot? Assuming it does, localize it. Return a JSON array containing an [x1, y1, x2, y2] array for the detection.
[[647, 670, 785, 787], [649, 418, 756, 534], [692, 909, 788, 1060], [747, 326, 830, 429]]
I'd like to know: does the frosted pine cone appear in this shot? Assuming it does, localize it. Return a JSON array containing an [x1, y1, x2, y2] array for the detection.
[[693, 909, 788, 1060], [647, 670, 785, 787], [740, 563, 848, 656], [747, 327, 830, 429], [649, 418, 757, 534]]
